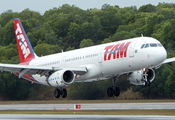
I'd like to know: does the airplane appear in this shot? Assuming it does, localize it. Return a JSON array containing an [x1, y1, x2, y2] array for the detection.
[[0, 18, 174, 99]]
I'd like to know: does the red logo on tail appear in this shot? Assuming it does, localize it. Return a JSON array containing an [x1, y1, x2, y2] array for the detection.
[[13, 19, 35, 63]]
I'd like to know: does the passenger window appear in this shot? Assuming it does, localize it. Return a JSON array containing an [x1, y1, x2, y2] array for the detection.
[[141, 44, 145, 49], [145, 44, 149, 48], [150, 43, 157, 47]]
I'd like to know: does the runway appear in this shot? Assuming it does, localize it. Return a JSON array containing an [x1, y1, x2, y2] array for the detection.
[[0, 103, 175, 119], [0, 103, 175, 110], [0, 114, 175, 120]]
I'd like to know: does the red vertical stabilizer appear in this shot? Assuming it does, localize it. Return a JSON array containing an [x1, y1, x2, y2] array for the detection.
[[13, 18, 36, 63]]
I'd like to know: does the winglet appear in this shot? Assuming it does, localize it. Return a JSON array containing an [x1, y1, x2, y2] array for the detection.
[[13, 18, 37, 63]]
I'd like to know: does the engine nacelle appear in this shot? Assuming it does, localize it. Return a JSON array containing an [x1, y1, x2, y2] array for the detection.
[[128, 69, 155, 85], [48, 70, 75, 87]]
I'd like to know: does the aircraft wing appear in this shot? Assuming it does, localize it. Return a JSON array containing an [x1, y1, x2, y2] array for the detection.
[[162, 57, 175, 64], [0, 63, 87, 78], [154, 57, 175, 69]]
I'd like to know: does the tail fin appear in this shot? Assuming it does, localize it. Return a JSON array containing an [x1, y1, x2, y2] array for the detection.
[[13, 18, 37, 63]]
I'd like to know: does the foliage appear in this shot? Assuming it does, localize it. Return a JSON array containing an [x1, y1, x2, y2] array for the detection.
[[79, 38, 94, 48], [0, 3, 175, 100]]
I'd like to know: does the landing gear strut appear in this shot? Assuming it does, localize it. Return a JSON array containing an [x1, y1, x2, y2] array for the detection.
[[143, 68, 151, 86], [107, 75, 120, 97], [54, 88, 67, 98]]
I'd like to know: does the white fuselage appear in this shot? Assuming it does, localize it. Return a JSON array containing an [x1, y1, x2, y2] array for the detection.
[[28, 37, 167, 86]]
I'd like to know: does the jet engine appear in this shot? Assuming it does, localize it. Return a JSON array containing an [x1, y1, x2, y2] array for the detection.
[[48, 70, 75, 87], [128, 68, 155, 86]]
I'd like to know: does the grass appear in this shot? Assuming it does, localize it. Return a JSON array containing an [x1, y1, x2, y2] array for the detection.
[[0, 110, 175, 116]]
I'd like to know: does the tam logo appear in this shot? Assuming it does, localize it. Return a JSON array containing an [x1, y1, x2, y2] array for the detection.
[[104, 41, 131, 61], [15, 23, 30, 59]]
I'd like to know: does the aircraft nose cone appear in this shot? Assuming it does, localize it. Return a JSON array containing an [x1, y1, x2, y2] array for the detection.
[[155, 47, 167, 63]]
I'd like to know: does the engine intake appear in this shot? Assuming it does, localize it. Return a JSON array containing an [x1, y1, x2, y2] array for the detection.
[[63, 70, 75, 83], [48, 70, 75, 87], [128, 68, 155, 85]]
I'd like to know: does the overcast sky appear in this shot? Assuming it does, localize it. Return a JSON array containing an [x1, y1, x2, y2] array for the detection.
[[0, 0, 175, 14]]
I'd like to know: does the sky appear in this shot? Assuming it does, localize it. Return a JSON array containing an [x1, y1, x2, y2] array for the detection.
[[0, 0, 175, 15]]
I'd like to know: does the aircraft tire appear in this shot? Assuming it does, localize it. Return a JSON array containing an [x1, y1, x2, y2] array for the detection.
[[61, 88, 67, 98], [107, 87, 113, 97], [113, 87, 120, 97], [54, 89, 60, 98]]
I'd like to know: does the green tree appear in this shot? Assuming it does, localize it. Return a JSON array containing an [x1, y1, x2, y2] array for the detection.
[[138, 4, 156, 13], [111, 31, 136, 41], [156, 3, 175, 10], [68, 22, 81, 41], [101, 38, 112, 44], [0, 25, 3, 45], [92, 15, 103, 40], [162, 19, 175, 42], [51, 13, 70, 37], [165, 62, 175, 98], [18, 8, 42, 20], [80, 22, 95, 39], [117, 6, 137, 24], [0, 10, 14, 27], [66, 46, 75, 51], [90, 8, 103, 17], [68, 82, 104, 100], [27, 32, 38, 47], [34, 42, 61, 56], [142, 14, 157, 36], [79, 39, 94, 48], [101, 10, 122, 35], [156, 8, 175, 20], [2, 20, 16, 45]]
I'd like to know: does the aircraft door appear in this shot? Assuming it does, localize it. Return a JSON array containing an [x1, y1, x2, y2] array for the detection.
[[129, 40, 137, 57], [98, 49, 103, 64]]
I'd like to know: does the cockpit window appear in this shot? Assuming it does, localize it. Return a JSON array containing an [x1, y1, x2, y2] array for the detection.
[[157, 43, 163, 47], [141, 44, 145, 49], [145, 44, 149, 48], [141, 43, 163, 49], [150, 43, 157, 47]]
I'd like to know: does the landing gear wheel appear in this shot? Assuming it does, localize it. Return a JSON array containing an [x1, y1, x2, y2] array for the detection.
[[107, 87, 113, 97], [113, 87, 120, 97], [54, 89, 60, 98], [61, 88, 67, 98]]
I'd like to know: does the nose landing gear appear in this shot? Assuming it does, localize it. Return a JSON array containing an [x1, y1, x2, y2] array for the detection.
[[143, 68, 151, 86]]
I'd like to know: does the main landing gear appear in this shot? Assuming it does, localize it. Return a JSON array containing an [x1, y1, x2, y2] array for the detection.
[[107, 76, 120, 97], [54, 88, 67, 98]]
